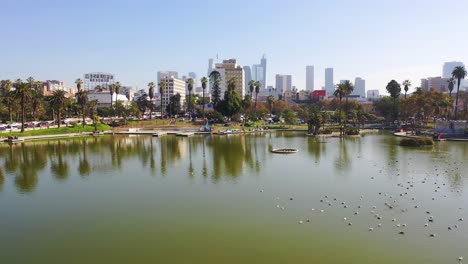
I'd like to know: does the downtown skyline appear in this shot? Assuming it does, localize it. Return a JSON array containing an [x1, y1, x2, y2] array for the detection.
[[1, 0, 468, 95]]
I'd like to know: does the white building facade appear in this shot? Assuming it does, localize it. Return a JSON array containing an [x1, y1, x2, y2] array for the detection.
[[84, 72, 114, 91]]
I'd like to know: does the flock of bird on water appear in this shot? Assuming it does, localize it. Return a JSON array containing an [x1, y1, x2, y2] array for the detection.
[[259, 158, 465, 263]]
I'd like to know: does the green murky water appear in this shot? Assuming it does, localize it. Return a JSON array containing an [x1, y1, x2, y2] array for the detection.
[[0, 132, 467, 263]]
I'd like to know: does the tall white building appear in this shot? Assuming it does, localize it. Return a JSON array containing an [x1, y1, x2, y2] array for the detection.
[[83, 72, 114, 90], [275, 74, 292, 94], [443, 61, 464, 78], [325, 68, 334, 97], [354, 77, 366, 98], [306, 65, 314, 91], [160, 76, 186, 111], [157, 71, 178, 85]]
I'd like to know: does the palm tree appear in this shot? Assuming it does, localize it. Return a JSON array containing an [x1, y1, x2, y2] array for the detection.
[[49, 90, 67, 128], [267, 95, 275, 114], [186, 78, 194, 118], [13, 78, 33, 132], [76, 90, 89, 127], [402, 80, 411, 99], [248, 80, 255, 101], [254, 81, 261, 114], [201, 77, 208, 120], [148, 82, 155, 119], [341, 80, 354, 127], [75, 78, 83, 92], [334, 83, 345, 134], [158, 80, 165, 119], [108, 84, 115, 107], [386, 80, 401, 122], [452, 66, 467, 120], [115, 82, 121, 96], [447, 77, 455, 97]]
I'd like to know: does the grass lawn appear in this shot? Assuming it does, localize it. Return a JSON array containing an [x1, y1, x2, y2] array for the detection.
[[1, 123, 112, 137]]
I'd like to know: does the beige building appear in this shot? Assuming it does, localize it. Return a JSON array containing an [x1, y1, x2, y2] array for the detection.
[[211, 59, 245, 98], [160, 76, 186, 110]]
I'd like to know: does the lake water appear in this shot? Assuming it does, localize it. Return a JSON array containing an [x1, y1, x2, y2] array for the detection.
[[0, 132, 467, 264]]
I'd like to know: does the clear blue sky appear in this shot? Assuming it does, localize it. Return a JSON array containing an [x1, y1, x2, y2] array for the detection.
[[1, 0, 467, 94]]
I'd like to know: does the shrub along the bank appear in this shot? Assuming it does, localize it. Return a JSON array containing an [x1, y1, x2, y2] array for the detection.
[[345, 127, 360, 135], [400, 137, 434, 147]]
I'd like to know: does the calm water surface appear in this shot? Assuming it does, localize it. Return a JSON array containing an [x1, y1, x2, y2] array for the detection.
[[0, 132, 467, 264]]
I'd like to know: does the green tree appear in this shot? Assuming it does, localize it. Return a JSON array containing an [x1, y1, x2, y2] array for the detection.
[[166, 93, 181, 117], [1, 80, 14, 124], [402, 79, 411, 99], [282, 109, 297, 125], [13, 78, 33, 132], [217, 88, 242, 118], [201, 77, 208, 120], [307, 104, 323, 135], [447, 77, 455, 97], [148, 82, 155, 119], [210, 71, 221, 109], [386, 80, 401, 122], [452, 66, 467, 119], [49, 90, 68, 128]]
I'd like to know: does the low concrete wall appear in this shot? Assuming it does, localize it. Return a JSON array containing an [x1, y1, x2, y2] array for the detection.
[[435, 120, 468, 134]]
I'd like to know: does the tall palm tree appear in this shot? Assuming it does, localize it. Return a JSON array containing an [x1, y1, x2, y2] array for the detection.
[[254, 81, 261, 114], [148, 82, 155, 119], [402, 80, 411, 99], [341, 80, 354, 127], [452, 66, 467, 120], [13, 78, 33, 132], [108, 83, 115, 107], [76, 90, 89, 127], [158, 80, 165, 119], [386, 80, 401, 122], [49, 90, 67, 128], [186, 78, 194, 118], [248, 80, 255, 101], [267, 95, 275, 115], [334, 83, 345, 133], [201, 77, 208, 120], [115, 82, 121, 95], [447, 77, 455, 97], [75, 78, 83, 92]]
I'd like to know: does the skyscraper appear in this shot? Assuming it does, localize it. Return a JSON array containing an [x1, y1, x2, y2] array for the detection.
[[443, 61, 464, 78], [275, 74, 292, 94], [261, 54, 267, 88], [210, 59, 245, 97], [325, 68, 334, 96], [354, 77, 366, 98], [252, 55, 267, 89], [208, 58, 214, 76], [243, 66, 252, 94], [306, 65, 314, 91]]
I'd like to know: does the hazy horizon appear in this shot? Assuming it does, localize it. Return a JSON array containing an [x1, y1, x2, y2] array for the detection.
[[1, 0, 467, 95]]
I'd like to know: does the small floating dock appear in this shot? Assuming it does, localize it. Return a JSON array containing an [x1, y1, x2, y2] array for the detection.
[[271, 148, 298, 154]]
